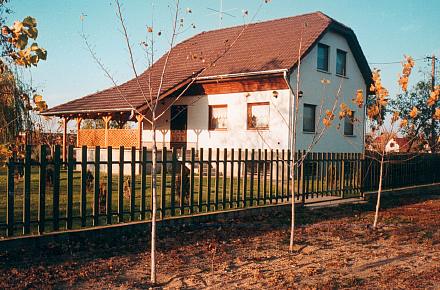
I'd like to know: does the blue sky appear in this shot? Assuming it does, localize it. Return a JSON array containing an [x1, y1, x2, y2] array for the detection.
[[7, 0, 440, 108]]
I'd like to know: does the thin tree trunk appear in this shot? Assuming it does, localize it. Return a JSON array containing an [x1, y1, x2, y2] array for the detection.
[[150, 119, 157, 284], [289, 154, 296, 251], [373, 154, 384, 228]]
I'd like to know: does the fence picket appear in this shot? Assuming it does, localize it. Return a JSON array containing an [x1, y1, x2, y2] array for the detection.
[[6, 155, 15, 237], [67, 146, 74, 229], [118, 146, 124, 222], [23, 145, 32, 234], [107, 147, 113, 224], [93, 146, 100, 226], [161, 148, 167, 218], [39, 145, 47, 233], [53, 145, 61, 231]]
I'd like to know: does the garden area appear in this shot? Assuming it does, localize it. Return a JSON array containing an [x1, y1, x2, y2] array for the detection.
[[0, 193, 439, 289]]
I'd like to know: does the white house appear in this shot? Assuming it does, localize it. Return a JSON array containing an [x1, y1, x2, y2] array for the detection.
[[43, 12, 371, 158]]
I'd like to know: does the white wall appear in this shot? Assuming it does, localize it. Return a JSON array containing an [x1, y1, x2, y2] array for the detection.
[[142, 89, 292, 150], [290, 30, 366, 153], [142, 30, 367, 153]]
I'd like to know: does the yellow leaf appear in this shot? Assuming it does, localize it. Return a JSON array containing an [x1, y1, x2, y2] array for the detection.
[[409, 106, 419, 119]]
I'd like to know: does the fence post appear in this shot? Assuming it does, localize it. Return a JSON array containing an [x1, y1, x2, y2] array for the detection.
[[67, 145, 74, 229], [229, 148, 234, 208], [118, 146, 124, 222], [189, 148, 195, 214], [80, 145, 87, 227], [180, 147, 187, 214], [199, 148, 204, 212], [23, 145, 32, 235], [223, 148, 228, 209], [243, 148, 248, 207], [6, 155, 15, 237], [39, 145, 47, 234], [53, 145, 61, 231], [170, 148, 177, 216], [107, 147, 113, 224], [131, 147, 136, 221], [250, 149, 255, 206], [93, 146, 100, 226], [207, 148, 212, 211], [141, 147, 147, 219], [161, 147, 167, 219]]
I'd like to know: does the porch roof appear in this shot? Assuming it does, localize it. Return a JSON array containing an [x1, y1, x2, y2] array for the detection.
[[42, 11, 371, 118]]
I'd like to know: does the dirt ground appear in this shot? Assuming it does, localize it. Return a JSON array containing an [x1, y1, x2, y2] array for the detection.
[[1, 194, 440, 289]]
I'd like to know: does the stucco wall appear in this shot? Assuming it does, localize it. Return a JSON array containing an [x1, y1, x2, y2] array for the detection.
[[142, 30, 367, 153], [142, 90, 292, 150], [290, 30, 366, 153]]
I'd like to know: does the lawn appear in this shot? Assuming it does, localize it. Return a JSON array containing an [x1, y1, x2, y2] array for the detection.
[[0, 193, 438, 288]]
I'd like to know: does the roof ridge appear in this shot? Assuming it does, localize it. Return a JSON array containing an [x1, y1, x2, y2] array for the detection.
[[195, 11, 330, 36]]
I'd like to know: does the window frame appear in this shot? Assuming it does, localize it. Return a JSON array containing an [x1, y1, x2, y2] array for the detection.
[[208, 104, 228, 131], [336, 49, 347, 76], [303, 104, 317, 133], [317, 43, 330, 72], [247, 102, 270, 130], [343, 110, 355, 136]]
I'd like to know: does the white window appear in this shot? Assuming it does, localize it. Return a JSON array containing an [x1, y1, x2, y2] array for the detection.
[[209, 105, 228, 130], [247, 102, 269, 130]]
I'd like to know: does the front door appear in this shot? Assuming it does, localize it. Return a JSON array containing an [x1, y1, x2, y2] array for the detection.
[[170, 105, 187, 149]]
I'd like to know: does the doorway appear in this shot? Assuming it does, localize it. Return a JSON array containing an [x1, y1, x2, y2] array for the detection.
[[170, 105, 187, 149]]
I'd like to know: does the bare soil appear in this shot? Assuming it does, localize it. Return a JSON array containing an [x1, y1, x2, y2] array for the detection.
[[1, 194, 439, 289]]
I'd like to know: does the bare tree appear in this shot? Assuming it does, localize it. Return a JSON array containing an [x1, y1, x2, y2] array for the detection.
[[81, 0, 268, 284]]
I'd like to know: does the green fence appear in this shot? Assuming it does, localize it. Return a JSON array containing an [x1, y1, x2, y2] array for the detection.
[[2, 145, 439, 239], [362, 151, 440, 191]]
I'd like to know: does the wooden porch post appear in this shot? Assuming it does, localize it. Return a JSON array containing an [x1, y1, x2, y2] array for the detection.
[[136, 114, 143, 149], [62, 117, 69, 163], [75, 117, 82, 147], [103, 116, 112, 147]]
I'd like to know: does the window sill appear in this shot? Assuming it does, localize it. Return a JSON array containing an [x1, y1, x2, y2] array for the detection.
[[209, 128, 228, 132], [317, 69, 331, 75], [336, 73, 349, 79], [303, 131, 316, 134], [248, 128, 270, 131], [344, 134, 356, 137]]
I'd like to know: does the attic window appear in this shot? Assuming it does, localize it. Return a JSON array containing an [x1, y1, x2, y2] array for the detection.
[[336, 49, 347, 76], [317, 43, 329, 72]]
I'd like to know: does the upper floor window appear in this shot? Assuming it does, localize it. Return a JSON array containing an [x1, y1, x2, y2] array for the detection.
[[317, 43, 329, 72], [336, 49, 347, 76], [303, 104, 316, 133], [209, 105, 228, 130], [344, 111, 354, 136], [247, 102, 270, 130]]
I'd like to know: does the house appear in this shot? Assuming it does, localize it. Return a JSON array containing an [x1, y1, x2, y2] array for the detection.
[[42, 11, 371, 162]]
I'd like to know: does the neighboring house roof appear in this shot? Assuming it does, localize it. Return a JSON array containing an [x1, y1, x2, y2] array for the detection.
[[42, 11, 371, 116]]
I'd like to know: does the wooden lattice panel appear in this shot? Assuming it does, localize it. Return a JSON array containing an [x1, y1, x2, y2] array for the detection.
[[78, 129, 106, 147], [107, 129, 139, 148], [78, 129, 139, 148]]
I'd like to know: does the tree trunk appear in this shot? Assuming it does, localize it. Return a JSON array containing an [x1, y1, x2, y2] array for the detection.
[[373, 155, 384, 228], [289, 155, 296, 252], [150, 120, 157, 284]]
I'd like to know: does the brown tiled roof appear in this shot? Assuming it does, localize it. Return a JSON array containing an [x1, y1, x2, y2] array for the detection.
[[43, 11, 370, 116]]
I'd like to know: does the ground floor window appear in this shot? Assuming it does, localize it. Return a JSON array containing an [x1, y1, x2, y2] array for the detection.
[[209, 105, 228, 130], [247, 102, 270, 130]]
